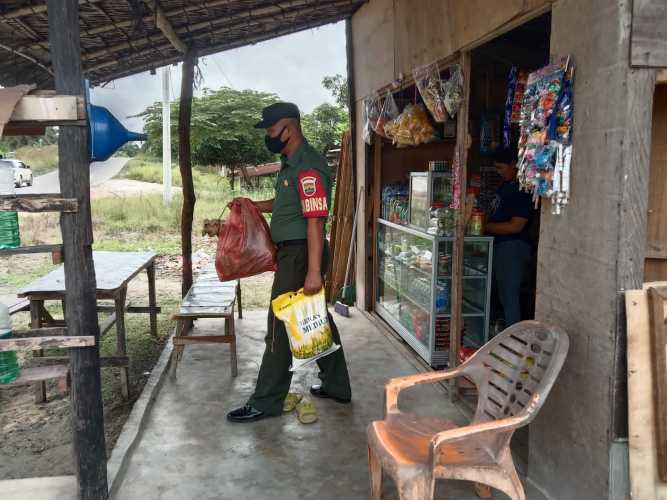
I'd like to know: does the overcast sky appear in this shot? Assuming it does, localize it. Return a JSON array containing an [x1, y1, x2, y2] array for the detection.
[[90, 21, 347, 132]]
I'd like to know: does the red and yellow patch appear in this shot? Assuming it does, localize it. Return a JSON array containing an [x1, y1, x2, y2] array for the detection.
[[297, 169, 328, 217]]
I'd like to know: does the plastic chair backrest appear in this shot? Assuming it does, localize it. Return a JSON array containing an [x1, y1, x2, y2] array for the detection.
[[462, 321, 569, 427]]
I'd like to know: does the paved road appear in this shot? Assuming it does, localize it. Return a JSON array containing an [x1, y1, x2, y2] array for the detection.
[[16, 156, 130, 194]]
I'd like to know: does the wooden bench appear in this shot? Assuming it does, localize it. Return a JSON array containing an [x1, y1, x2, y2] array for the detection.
[[171, 266, 241, 378], [0, 330, 95, 401]]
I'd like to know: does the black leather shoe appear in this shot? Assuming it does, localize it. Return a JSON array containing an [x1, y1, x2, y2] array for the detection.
[[227, 404, 265, 423], [310, 384, 351, 404]]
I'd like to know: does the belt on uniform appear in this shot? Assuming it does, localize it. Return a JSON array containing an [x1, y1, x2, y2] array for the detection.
[[276, 239, 308, 249]]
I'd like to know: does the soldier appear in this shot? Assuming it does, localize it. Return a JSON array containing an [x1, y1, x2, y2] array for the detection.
[[227, 102, 352, 423]]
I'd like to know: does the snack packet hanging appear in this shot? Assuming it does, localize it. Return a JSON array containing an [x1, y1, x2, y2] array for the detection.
[[362, 94, 381, 144], [272, 287, 340, 371], [372, 92, 399, 139], [413, 62, 448, 122], [444, 64, 464, 117]]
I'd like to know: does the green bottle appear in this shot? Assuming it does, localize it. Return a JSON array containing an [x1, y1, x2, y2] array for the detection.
[[0, 303, 19, 384]]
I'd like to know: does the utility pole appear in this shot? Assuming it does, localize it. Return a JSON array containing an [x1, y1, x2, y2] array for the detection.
[[162, 66, 172, 205]]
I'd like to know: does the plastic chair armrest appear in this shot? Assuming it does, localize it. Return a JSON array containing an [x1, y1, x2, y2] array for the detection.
[[430, 414, 528, 453], [385, 367, 465, 415]]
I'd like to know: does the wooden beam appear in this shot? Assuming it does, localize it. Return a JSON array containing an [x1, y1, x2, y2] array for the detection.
[[91, 10, 353, 83], [173, 335, 235, 345], [0, 195, 78, 212], [12, 327, 68, 338], [658, 69, 667, 85], [0, 0, 102, 20], [179, 50, 196, 298], [99, 313, 117, 337], [0, 365, 69, 387], [0, 244, 63, 257], [85, 0, 358, 68], [46, 0, 108, 498], [154, 3, 187, 54], [449, 51, 471, 396], [0, 336, 95, 352], [9, 94, 85, 122], [31, 355, 129, 368]]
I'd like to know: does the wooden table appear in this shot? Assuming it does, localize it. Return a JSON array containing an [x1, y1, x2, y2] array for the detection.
[[18, 251, 160, 401]]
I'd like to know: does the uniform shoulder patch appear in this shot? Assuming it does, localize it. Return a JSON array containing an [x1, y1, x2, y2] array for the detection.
[[297, 168, 328, 217]]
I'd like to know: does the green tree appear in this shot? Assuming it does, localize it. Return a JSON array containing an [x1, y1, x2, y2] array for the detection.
[[322, 74, 349, 110], [301, 103, 348, 154], [134, 87, 279, 188]]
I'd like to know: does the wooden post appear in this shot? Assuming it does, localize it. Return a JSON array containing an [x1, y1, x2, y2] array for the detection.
[[179, 50, 196, 298], [449, 51, 471, 399], [46, 0, 108, 497]]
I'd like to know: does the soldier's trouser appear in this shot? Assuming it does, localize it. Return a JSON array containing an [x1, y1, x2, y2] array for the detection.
[[247, 242, 352, 415]]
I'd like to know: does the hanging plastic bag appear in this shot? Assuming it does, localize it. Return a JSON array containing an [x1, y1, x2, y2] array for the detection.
[[384, 103, 435, 147], [215, 198, 277, 281], [413, 62, 448, 122], [444, 65, 464, 118], [272, 287, 340, 371], [362, 95, 379, 145], [372, 92, 399, 140]]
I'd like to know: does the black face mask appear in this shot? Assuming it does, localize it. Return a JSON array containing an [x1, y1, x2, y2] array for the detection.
[[265, 127, 288, 154]]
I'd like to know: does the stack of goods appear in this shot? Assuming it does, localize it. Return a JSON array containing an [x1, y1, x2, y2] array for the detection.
[[479, 166, 502, 212], [384, 103, 436, 147], [517, 56, 575, 214], [381, 184, 409, 224], [0, 162, 19, 250], [413, 62, 448, 122], [438, 250, 451, 277], [503, 67, 529, 148], [434, 317, 451, 352]]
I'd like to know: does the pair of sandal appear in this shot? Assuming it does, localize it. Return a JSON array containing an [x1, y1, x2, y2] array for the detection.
[[283, 392, 317, 424]]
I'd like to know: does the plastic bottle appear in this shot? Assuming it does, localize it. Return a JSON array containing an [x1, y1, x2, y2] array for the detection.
[[0, 303, 19, 384], [0, 161, 20, 250]]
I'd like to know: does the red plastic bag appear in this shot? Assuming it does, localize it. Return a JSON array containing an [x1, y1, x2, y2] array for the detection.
[[215, 198, 277, 281]]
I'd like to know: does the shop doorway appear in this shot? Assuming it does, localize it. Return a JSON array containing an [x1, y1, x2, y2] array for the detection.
[[468, 12, 551, 333]]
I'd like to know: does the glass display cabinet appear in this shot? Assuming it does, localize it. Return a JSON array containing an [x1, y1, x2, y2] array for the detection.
[[376, 218, 493, 367], [408, 171, 453, 230]]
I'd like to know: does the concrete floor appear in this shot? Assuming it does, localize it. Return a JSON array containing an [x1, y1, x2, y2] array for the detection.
[[113, 310, 545, 500]]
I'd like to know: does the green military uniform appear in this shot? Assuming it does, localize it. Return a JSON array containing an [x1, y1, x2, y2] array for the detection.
[[247, 140, 352, 416]]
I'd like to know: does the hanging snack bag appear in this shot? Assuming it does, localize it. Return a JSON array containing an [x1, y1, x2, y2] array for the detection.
[[413, 62, 448, 122], [444, 64, 464, 118], [372, 92, 399, 139], [363, 94, 381, 144], [215, 198, 277, 281], [272, 288, 340, 371]]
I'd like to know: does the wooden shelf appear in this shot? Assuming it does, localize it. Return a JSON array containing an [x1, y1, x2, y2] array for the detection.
[[0, 335, 95, 352], [9, 93, 85, 123], [0, 244, 63, 257], [0, 365, 69, 387], [0, 194, 78, 213]]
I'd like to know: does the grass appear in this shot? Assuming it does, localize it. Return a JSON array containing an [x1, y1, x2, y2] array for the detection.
[[93, 156, 275, 255], [14, 144, 59, 176]]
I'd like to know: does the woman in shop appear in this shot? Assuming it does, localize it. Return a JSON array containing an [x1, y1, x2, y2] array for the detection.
[[485, 145, 534, 328]]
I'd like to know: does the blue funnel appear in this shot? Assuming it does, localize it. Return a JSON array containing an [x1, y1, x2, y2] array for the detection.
[[85, 80, 147, 162], [88, 105, 147, 162]]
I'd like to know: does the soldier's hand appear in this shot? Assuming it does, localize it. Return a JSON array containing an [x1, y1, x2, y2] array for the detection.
[[303, 270, 323, 296]]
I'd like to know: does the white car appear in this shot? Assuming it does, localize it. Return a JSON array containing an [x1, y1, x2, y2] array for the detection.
[[0, 159, 33, 187]]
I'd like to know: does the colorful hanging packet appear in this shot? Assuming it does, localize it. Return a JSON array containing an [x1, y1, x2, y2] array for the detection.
[[503, 66, 518, 148]]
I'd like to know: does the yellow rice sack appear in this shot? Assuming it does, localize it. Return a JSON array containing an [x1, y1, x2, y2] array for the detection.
[[272, 287, 340, 371]]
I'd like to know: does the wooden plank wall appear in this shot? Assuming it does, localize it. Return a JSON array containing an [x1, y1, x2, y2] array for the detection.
[[645, 84, 667, 281], [531, 0, 655, 498], [352, 0, 552, 100], [631, 0, 667, 67]]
